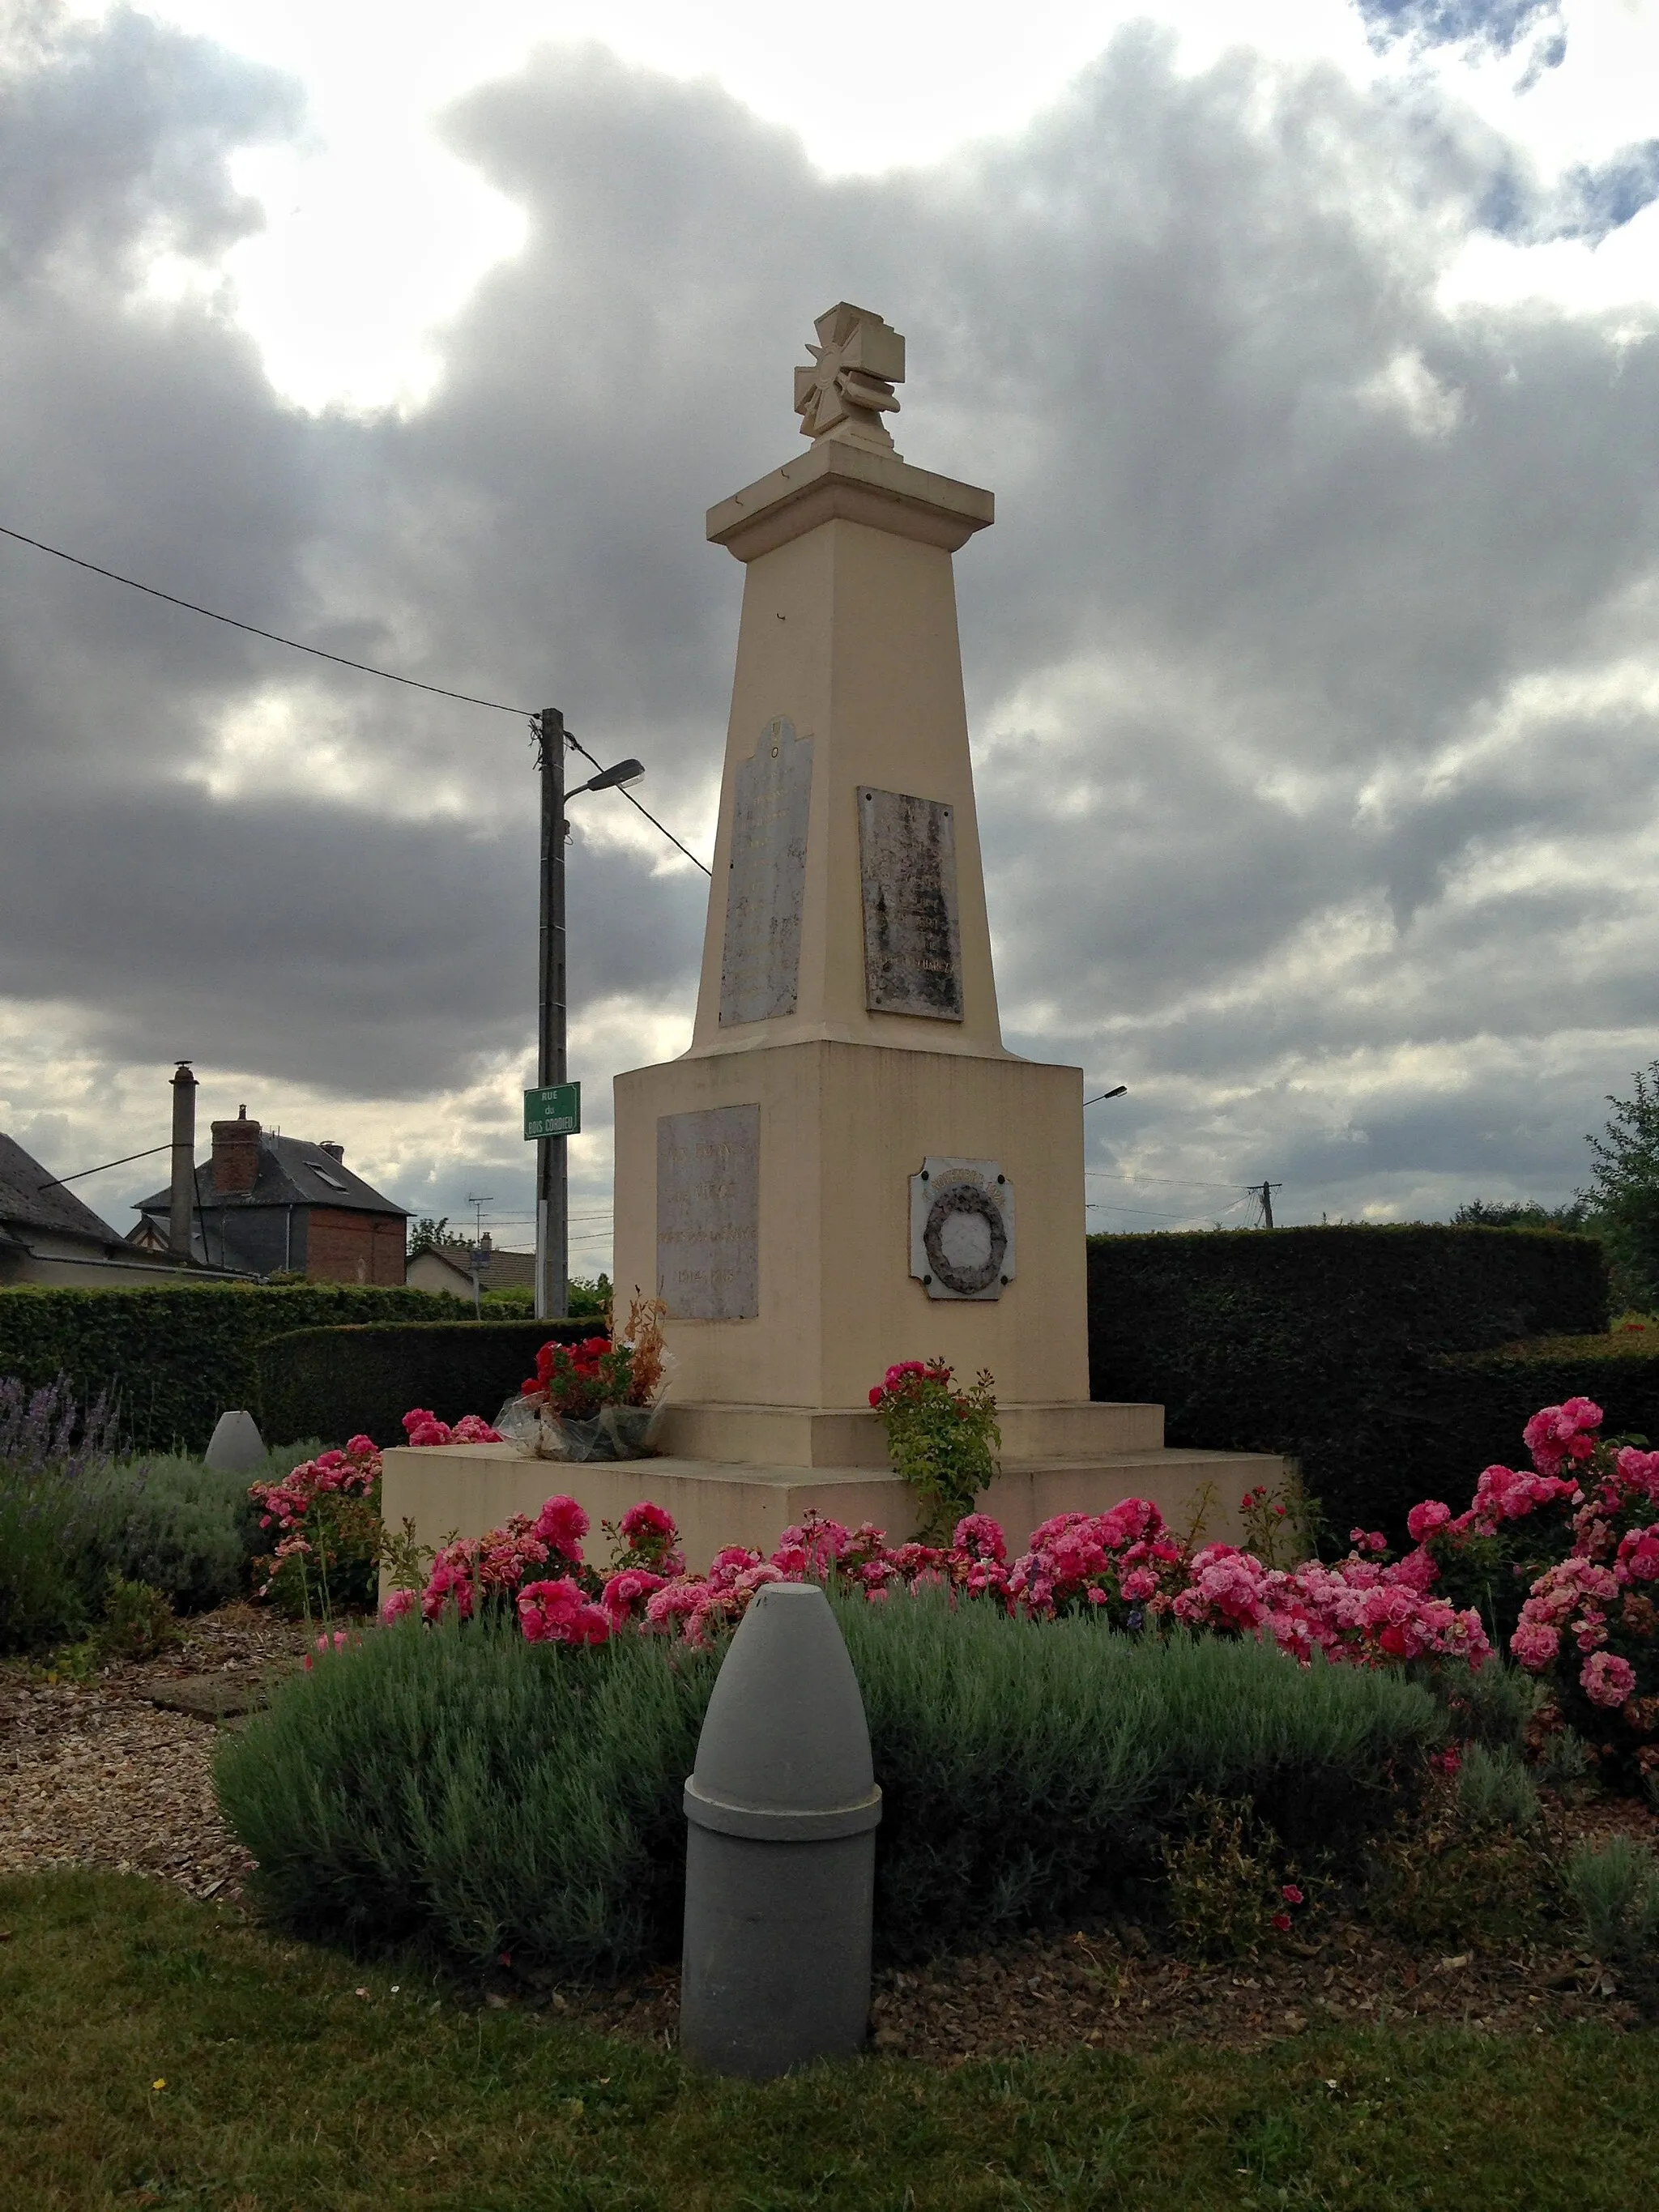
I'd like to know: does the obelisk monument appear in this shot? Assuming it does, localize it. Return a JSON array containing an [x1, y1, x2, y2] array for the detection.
[[380, 307, 1280, 1566]]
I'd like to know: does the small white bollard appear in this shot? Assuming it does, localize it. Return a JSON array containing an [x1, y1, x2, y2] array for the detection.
[[680, 1581, 881, 2078], [203, 1409, 267, 1473]]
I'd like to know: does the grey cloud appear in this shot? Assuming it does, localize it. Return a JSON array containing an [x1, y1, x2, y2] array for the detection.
[[3, 14, 1658, 1234]]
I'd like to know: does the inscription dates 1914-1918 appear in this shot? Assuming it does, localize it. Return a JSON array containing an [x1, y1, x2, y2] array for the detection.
[[656, 1105, 761, 1320], [719, 718, 813, 1026], [859, 787, 964, 1021]]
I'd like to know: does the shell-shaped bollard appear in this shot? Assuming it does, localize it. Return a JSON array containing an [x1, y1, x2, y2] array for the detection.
[[680, 1581, 881, 2078], [203, 1409, 267, 1473]]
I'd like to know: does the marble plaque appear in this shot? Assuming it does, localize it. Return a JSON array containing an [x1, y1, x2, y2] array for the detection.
[[719, 718, 813, 1025], [859, 786, 964, 1020], [656, 1105, 760, 1319]]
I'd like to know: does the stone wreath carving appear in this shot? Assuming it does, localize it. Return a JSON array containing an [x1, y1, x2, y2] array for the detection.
[[922, 1182, 1008, 1297]]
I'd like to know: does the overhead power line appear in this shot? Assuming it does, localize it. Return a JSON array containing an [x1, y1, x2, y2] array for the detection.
[[0, 518, 711, 872], [563, 728, 711, 877], [1084, 1169, 1256, 1193], [0, 521, 535, 715]]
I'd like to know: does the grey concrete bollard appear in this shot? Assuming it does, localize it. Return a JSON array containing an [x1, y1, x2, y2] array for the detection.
[[680, 1581, 881, 2078], [203, 1410, 267, 1473]]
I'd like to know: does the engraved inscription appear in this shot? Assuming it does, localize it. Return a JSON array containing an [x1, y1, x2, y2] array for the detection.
[[859, 787, 964, 1020], [656, 1105, 760, 1320], [719, 718, 813, 1025]]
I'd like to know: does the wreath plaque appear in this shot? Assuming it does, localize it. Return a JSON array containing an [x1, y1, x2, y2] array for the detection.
[[908, 1157, 1016, 1302]]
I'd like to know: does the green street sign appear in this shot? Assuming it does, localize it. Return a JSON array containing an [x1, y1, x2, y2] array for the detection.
[[524, 1081, 581, 1140]]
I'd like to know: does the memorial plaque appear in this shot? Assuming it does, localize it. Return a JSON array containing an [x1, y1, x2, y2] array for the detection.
[[909, 1157, 1014, 1301], [719, 717, 813, 1025], [859, 786, 964, 1020], [656, 1105, 761, 1319]]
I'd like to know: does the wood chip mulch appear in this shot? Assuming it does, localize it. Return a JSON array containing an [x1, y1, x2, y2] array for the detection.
[[0, 1605, 309, 1904], [3, 1604, 1657, 2060]]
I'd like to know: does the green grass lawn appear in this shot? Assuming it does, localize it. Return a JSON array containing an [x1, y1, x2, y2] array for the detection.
[[2, 1870, 1654, 2212]]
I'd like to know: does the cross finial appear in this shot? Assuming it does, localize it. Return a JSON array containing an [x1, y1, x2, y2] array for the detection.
[[793, 303, 905, 454]]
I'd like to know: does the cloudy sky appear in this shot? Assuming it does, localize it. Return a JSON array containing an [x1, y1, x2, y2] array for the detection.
[[2, 0, 1657, 1265]]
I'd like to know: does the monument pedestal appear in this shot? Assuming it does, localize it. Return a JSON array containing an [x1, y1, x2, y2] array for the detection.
[[379, 1418, 1277, 1579]]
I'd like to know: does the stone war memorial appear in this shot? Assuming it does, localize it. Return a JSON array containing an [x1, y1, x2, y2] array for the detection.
[[382, 303, 1284, 1566]]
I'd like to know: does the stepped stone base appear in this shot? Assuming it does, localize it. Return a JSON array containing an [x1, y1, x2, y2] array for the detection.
[[380, 1400, 1286, 1575]]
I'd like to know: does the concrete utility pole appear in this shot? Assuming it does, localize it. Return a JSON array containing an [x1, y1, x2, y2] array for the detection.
[[1256, 1181, 1282, 1229], [168, 1061, 197, 1261], [534, 707, 569, 1322]]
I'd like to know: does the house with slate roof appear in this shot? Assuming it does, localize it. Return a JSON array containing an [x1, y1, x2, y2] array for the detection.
[[132, 1106, 408, 1285], [0, 1131, 213, 1288]]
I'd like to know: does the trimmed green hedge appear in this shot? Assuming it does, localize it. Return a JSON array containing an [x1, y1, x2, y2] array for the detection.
[[1087, 1224, 1609, 1538], [1423, 1332, 1659, 1475], [0, 1285, 454, 1455], [255, 1320, 599, 1448]]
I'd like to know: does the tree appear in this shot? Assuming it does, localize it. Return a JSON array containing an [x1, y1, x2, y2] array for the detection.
[[1582, 1063, 1659, 1311], [407, 1215, 467, 1258]]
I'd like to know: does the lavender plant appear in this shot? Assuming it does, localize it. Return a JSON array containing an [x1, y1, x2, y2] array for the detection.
[[0, 1374, 123, 1652]]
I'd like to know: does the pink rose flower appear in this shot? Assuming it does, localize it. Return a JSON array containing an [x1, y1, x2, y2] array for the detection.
[[1581, 1650, 1636, 1709]]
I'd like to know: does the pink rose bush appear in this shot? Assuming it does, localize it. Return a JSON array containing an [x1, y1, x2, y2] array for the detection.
[[1397, 1396, 1659, 1781], [391, 1494, 685, 1644], [250, 1434, 383, 1612], [401, 1409, 503, 1447], [250, 1407, 500, 1613], [394, 1490, 1487, 1673]]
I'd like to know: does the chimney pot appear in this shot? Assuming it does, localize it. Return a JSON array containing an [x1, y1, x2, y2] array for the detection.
[[319, 1141, 345, 1162]]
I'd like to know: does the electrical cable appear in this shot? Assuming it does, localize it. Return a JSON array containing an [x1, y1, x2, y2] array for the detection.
[[0, 522, 537, 714], [564, 728, 712, 876], [36, 1142, 172, 1191], [0, 519, 712, 872]]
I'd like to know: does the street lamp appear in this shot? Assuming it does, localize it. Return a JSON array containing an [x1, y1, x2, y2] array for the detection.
[[533, 708, 646, 1323], [1084, 1085, 1128, 1106]]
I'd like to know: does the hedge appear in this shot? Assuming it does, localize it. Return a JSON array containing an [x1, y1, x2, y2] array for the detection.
[[255, 1319, 599, 1448], [1087, 1224, 1609, 1539], [1422, 1331, 1659, 1476], [0, 1285, 455, 1455]]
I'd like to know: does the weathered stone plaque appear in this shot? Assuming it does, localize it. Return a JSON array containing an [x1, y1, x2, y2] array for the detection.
[[656, 1105, 761, 1319], [909, 1157, 1014, 1302], [859, 786, 964, 1020], [719, 718, 813, 1025]]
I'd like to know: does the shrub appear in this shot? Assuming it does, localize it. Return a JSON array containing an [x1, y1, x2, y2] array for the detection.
[[1565, 1835, 1659, 1962], [216, 1594, 1441, 1977], [92, 1572, 183, 1664], [1087, 1224, 1608, 1538], [0, 1373, 320, 1647], [1453, 1743, 1540, 1831], [1161, 1795, 1306, 1959], [868, 1360, 1000, 1541], [101, 1446, 306, 1616], [0, 1285, 452, 1454], [255, 1319, 595, 1448], [0, 1376, 122, 1652]]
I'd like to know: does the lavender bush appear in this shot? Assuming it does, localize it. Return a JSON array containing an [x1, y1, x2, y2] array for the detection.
[[0, 1375, 300, 1652], [0, 1375, 123, 1651]]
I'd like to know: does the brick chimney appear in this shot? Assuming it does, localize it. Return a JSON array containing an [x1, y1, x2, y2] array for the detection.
[[319, 1141, 345, 1162], [211, 1105, 262, 1196]]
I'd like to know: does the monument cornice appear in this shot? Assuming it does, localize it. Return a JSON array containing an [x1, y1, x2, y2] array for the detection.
[[706, 440, 994, 565]]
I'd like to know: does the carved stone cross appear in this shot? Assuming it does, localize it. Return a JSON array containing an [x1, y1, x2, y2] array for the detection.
[[793, 303, 905, 452]]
